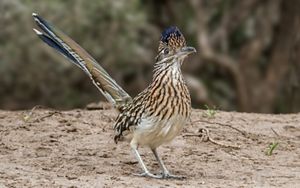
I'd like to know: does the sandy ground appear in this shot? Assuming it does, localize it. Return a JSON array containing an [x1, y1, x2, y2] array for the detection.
[[0, 105, 299, 188]]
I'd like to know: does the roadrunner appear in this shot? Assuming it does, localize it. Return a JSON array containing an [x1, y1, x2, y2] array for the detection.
[[32, 13, 196, 179]]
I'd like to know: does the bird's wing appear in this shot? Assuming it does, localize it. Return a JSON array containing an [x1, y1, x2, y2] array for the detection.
[[32, 13, 132, 108]]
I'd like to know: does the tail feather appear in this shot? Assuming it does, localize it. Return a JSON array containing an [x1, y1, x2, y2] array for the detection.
[[32, 13, 132, 108], [33, 29, 79, 64]]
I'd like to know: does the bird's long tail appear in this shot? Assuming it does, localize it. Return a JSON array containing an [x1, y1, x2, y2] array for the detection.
[[32, 13, 132, 109]]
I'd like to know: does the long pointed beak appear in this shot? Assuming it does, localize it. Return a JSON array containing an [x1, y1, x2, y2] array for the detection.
[[180, 46, 197, 55]]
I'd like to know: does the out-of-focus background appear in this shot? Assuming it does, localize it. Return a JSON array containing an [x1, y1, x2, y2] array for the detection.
[[1, 0, 300, 113]]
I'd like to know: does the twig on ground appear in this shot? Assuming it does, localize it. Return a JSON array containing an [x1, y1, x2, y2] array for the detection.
[[22, 105, 62, 123], [191, 119, 248, 137], [184, 128, 240, 149], [271, 127, 280, 137], [33, 111, 62, 122]]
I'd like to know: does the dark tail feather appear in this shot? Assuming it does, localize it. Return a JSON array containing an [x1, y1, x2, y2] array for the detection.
[[32, 13, 132, 108], [33, 29, 78, 64], [32, 13, 90, 74]]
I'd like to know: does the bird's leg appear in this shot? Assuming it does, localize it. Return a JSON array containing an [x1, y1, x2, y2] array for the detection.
[[151, 148, 185, 179], [131, 146, 162, 179]]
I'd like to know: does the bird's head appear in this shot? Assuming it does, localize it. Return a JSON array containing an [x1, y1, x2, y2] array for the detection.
[[156, 26, 196, 64]]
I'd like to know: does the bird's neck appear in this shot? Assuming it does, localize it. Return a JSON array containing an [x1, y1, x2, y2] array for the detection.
[[152, 59, 183, 82]]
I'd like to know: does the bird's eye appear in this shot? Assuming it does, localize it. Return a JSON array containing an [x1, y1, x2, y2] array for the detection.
[[164, 48, 169, 55]]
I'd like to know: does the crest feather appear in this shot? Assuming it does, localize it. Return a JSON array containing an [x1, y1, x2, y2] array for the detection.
[[159, 26, 186, 51], [161, 26, 182, 44]]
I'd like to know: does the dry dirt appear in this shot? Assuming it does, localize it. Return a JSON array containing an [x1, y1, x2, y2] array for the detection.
[[0, 105, 299, 187]]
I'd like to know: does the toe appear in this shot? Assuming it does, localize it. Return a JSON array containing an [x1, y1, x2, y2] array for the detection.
[[133, 172, 162, 179], [163, 173, 186, 180]]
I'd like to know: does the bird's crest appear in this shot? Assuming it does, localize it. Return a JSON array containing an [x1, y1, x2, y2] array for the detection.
[[159, 26, 186, 51]]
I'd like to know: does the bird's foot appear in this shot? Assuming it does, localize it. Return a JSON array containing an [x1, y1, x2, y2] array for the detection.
[[133, 172, 162, 179], [161, 172, 186, 180], [133, 171, 185, 180]]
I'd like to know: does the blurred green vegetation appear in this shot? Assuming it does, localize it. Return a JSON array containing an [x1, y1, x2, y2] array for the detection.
[[0, 0, 299, 113]]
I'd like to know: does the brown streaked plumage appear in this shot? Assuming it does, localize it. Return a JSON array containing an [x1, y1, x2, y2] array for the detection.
[[32, 14, 196, 179]]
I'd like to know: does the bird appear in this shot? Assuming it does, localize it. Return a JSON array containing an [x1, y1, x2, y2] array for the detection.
[[32, 13, 196, 179]]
